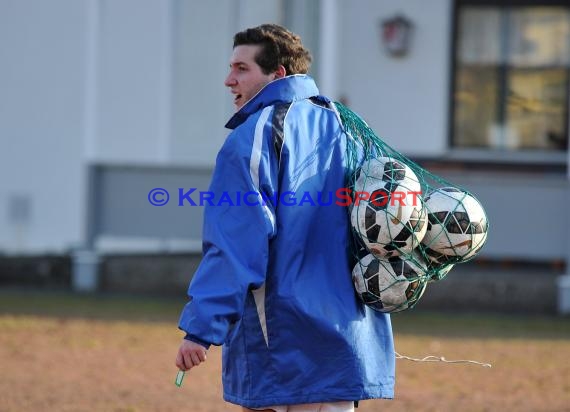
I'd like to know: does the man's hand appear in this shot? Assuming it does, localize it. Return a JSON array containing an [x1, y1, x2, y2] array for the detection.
[[175, 339, 208, 371]]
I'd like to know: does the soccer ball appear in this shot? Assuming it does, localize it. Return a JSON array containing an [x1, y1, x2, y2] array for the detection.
[[352, 253, 428, 313], [350, 157, 427, 258], [421, 187, 488, 264]]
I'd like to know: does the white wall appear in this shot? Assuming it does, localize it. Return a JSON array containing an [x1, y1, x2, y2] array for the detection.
[[238, 0, 284, 31], [0, 0, 454, 254], [171, 0, 283, 167], [0, 0, 286, 253], [95, 0, 172, 163], [339, 0, 452, 156], [0, 0, 87, 253]]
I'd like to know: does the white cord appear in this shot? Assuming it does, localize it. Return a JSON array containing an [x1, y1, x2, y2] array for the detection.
[[395, 351, 492, 368]]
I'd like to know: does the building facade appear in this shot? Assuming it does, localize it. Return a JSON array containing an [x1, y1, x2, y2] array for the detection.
[[1, 0, 569, 269]]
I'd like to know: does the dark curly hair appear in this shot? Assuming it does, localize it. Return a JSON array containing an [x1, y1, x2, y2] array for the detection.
[[233, 24, 312, 75]]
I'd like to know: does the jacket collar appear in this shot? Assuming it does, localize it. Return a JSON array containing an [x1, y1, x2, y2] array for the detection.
[[225, 74, 319, 130]]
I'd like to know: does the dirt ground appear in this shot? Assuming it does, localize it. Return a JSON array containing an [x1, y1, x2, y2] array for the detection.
[[1, 293, 569, 412]]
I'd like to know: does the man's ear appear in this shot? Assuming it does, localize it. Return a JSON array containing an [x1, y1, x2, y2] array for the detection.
[[274, 65, 286, 79]]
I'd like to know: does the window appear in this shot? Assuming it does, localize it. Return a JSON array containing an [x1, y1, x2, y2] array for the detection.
[[453, 2, 570, 152]]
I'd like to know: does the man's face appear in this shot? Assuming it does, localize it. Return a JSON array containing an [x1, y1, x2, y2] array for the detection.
[[224, 45, 276, 111]]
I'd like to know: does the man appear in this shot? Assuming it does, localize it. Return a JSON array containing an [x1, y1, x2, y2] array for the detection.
[[175, 24, 395, 412]]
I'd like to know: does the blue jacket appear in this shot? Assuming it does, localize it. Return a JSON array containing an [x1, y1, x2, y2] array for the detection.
[[178, 75, 395, 408]]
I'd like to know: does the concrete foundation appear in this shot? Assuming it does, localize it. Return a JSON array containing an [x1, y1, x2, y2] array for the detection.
[[557, 275, 570, 315], [0, 254, 563, 314]]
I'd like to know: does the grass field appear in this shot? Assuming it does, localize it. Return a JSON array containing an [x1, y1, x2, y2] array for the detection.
[[1, 290, 569, 412]]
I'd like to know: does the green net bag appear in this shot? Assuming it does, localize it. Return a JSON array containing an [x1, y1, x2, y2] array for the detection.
[[334, 102, 489, 313]]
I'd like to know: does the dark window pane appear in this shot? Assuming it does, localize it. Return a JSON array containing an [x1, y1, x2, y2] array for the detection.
[[453, 5, 570, 152], [507, 68, 567, 150], [454, 66, 499, 148], [508, 8, 570, 67], [458, 8, 502, 65]]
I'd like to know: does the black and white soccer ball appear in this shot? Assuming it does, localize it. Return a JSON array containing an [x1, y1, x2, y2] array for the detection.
[[421, 187, 488, 265], [352, 253, 428, 313], [350, 157, 427, 258]]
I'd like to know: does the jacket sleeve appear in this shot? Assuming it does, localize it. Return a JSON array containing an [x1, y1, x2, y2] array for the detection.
[[178, 114, 278, 346]]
